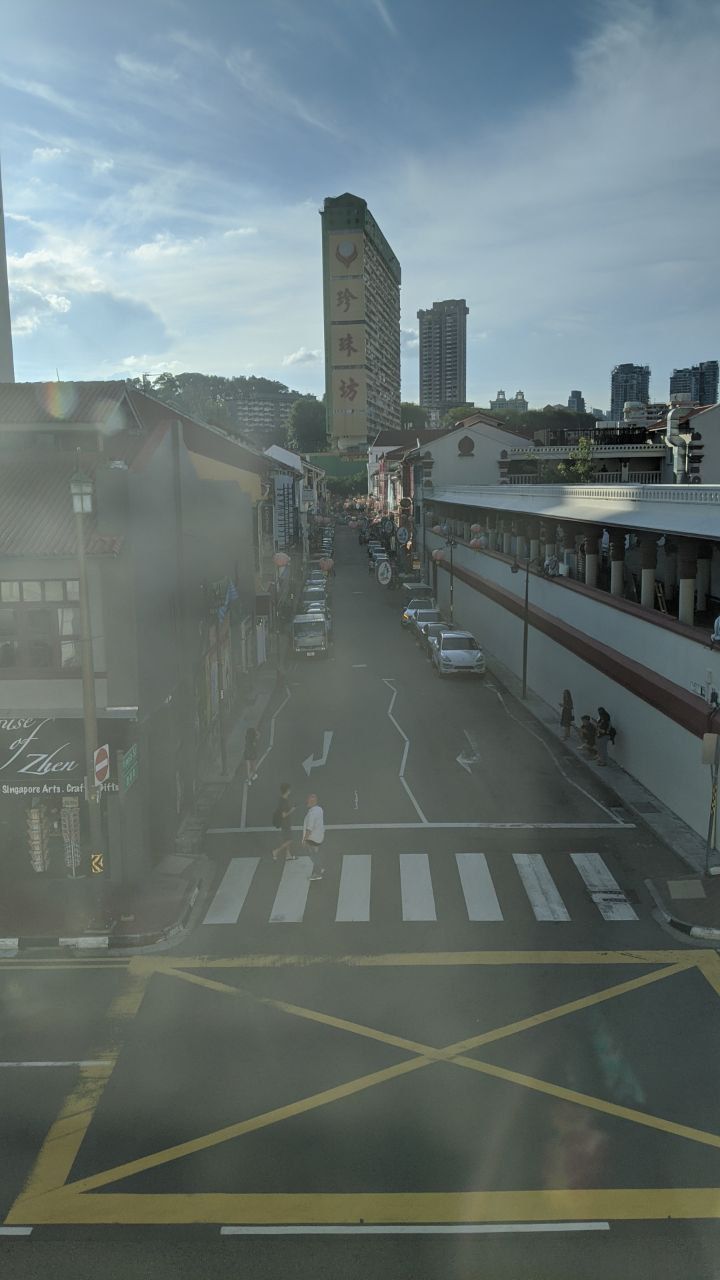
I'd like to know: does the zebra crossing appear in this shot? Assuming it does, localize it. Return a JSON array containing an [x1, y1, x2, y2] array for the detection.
[[200, 850, 639, 929]]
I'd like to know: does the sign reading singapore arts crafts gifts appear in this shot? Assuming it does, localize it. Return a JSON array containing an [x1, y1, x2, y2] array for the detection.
[[0, 717, 119, 798]]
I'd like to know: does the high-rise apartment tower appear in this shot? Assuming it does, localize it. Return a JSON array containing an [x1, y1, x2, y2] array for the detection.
[[0, 162, 14, 382], [669, 361, 718, 406], [321, 193, 401, 450], [567, 389, 586, 413], [610, 363, 650, 421], [417, 299, 468, 419]]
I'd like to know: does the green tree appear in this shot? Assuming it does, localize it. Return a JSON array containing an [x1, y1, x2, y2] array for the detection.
[[287, 396, 327, 452], [440, 403, 477, 430], [400, 402, 429, 431], [325, 470, 367, 497], [557, 436, 596, 482]]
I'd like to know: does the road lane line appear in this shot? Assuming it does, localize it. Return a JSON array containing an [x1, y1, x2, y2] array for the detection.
[[571, 852, 638, 921], [210, 821, 635, 833], [269, 856, 313, 922], [220, 1222, 610, 1235], [202, 858, 259, 925], [382, 679, 428, 824], [0, 1061, 114, 1069], [400, 853, 437, 921], [456, 853, 503, 921], [513, 854, 570, 922], [0, 1227, 33, 1235], [335, 854, 371, 922]]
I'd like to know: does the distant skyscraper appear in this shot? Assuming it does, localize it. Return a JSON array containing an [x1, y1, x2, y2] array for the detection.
[[490, 390, 528, 413], [321, 192, 401, 450], [610, 364, 650, 420], [417, 299, 469, 418], [0, 162, 14, 382], [669, 361, 718, 406], [567, 389, 586, 414]]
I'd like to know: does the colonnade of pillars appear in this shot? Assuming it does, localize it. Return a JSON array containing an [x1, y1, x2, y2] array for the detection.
[[433, 510, 712, 628]]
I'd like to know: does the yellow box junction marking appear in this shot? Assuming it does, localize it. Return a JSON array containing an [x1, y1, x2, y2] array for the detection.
[[6, 950, 720, 1226]]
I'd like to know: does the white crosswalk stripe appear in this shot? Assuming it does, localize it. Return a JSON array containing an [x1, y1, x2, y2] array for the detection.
[[456, 853, 503, 921], [200, 851, 639, 928], [571, 852, 639, 921], [399, 853, 436, 921], [513, 853, 570, 922]]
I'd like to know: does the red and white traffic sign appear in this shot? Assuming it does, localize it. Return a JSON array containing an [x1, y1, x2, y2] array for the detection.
[[93, 743, 110, 786]]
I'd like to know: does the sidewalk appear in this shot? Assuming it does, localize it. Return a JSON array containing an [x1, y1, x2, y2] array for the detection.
[[0, 852, 211, 954], [488, 653, 720, 940]]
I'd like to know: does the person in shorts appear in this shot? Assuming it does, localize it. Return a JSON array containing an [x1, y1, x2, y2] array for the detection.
[[302, 793, 325, 881]]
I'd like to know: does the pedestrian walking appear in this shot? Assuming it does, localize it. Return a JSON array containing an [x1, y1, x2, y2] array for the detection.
[[244, 725, 259, 787], [594, 707, 615, 767], [559, 689, 574, 740], [579, 715, 597, 758], [302, 793, 325, 881], [271, 784, 295, 861]]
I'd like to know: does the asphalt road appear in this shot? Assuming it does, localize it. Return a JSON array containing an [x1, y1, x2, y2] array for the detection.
[[2, 525, 720, 1280]]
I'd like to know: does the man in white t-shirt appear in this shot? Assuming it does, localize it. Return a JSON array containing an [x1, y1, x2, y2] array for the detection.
[[302, 793, 325, 881]]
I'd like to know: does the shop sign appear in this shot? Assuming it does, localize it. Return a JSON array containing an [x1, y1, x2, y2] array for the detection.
[[0, 717, 119, 797], [121, 743, 139, 792]]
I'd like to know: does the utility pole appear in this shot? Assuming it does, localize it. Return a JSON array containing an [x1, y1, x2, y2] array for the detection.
[[71, 461, 103, 870]]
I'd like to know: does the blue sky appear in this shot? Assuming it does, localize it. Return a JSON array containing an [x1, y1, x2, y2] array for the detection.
[[1, 0, 719, 411]]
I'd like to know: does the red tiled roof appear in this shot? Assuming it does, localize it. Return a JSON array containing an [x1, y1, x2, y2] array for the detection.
[[0, 455, 123, 557]]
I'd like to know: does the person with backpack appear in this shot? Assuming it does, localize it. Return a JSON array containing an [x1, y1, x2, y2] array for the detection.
[[271, 784, 295, 861], [595, 707, 615, 766]]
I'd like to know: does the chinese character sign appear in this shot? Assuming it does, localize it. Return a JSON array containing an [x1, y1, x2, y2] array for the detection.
[[330, 279, 365, 323], [331, 323, 365, 366], [331, 369, 367, 413], [328, 232, 364, 278]]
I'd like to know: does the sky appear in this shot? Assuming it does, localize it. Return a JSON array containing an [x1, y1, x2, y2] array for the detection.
[[0, 0, 719, 412]]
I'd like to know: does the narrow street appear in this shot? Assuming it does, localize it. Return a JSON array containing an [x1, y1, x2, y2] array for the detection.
[[2, 525, 720, 1279]]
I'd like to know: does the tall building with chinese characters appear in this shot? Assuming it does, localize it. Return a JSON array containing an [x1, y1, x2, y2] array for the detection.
[[417, 299, 468, 422], [321, 193, 401, 450]]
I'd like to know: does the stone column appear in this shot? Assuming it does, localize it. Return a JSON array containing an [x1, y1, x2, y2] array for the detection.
[[677, 540, 698, 626], [584, 526, 600, 588], [610, 529, 626, 596], [516, 522, 529, 561], [639, 536, 657, 610], [502, 519, 512, 556], [696, 543, 712, 614], [544, 523, 557, 561]]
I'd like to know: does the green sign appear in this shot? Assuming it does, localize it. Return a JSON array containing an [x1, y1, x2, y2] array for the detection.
[[122, 743, 139, 792]]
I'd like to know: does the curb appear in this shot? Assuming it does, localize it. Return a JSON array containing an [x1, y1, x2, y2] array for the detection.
[[644, 878, 720, 942]]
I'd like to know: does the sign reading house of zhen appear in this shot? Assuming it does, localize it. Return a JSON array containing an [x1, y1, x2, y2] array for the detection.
[[0, 717, 120, 797]]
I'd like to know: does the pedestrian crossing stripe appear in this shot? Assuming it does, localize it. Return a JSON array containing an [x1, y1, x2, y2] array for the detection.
[[201, 851, 639, 927]]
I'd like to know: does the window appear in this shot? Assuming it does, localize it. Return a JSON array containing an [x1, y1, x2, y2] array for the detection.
[[0, 582, 83, 671]]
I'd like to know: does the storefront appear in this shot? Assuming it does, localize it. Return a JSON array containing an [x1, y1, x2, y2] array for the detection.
[[0, 715, 130, 881]]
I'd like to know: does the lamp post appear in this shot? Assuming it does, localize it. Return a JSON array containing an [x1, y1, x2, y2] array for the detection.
[[70, 459, 103, 871], [445, 533, 457, 625], [510, 556, 535, 700]]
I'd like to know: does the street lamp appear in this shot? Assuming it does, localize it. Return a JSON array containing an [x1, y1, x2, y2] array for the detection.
[[445, 533, 457, 625], [510, 555, 536, 700], [70, 457, 103, 871]]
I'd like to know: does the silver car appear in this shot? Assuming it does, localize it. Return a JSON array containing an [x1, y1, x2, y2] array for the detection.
[[401, 597, 437, 628], [410, 608, 444, 640], [422, 621, 451, 660], [432, 630, 486, 677]]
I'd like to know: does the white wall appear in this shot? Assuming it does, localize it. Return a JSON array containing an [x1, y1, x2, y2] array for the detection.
[[425, 421, 524, 489], [427, 531, 719, 847]]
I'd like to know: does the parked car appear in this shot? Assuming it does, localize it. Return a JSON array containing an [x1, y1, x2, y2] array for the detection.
[[301, 586, 328, 610], [431, 631, 486, 678], [423, 622, 451, 660], [401, 597, 437, 628], [292, 612, 330, 658], [410, 608, 444, 640], [401, 581, 433, 602]]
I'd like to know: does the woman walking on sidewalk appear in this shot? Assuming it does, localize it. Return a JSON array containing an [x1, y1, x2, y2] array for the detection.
[[271, 784, 295, 861], [559, 689, 574, 740], [595, 707, 614, 766]]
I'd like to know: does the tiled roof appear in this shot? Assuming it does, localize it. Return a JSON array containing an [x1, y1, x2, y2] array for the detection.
[[0, 455, 122, 557], [0, 381, 126, 424], [370, 429, 449, 447]]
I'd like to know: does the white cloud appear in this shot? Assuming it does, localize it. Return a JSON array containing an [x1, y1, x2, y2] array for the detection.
[[0, 72, 85, 119], [115, 53, 180, 83], [92, 158, 115, 175], [113, 355, 182, 374], [32, 146, 66, 162], [223, 226, 258, 238], [226, 47, 337, 135], [282, 347, 322, 366], [401, 327, 419, 350], [369, 0, 398, 36], [9, 282, 72, 335], [129, 233, 205, 261]]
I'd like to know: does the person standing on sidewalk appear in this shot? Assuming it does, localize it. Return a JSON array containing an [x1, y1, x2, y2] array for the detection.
[[271, 784, 295, 861], [595, 707, 614, 767], [244, 725, 259, 787], [302, 793, 325, 881], [559, 689, 574, 740]]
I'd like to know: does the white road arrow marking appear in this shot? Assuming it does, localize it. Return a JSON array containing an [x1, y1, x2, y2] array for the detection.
[[302, 730, 334, 776], [456, 729, 482, 774]]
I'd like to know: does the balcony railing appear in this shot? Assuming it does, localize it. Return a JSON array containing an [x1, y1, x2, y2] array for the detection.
[[506, 471, 661, 485]]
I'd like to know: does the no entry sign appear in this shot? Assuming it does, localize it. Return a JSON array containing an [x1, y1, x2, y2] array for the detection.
[[93, 743, 110, 786]]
